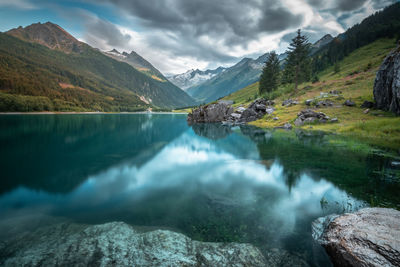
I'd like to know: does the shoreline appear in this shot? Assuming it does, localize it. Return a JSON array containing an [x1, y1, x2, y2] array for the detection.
[[0, 111, 189, 115]]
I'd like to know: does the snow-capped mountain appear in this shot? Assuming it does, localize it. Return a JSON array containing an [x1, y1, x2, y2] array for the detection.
[[167, 67, 226, 90]]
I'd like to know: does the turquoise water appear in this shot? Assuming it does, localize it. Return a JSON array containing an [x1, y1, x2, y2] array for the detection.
[[1, 114, 399, 266]]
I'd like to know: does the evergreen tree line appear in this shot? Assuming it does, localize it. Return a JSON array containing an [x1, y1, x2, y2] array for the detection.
[[259, 2, 400, 95]]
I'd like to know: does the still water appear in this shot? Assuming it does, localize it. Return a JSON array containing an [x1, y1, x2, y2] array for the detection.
[[1, 114, 399, 266]]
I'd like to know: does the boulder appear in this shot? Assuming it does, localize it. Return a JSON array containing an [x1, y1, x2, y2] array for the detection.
[[312, 208, 400, 267], [343, 100, 356, 107], [305, 99, 314, 106], [275, 123, 292, 130], [294, 109, 330, 126], [282, 99, 299, 107], [361, 100, 375, 108], [374, 46, 400, 115], [0, 222, 267, 267], [315, 100, 333, 108], [187, 103, 233, 123]]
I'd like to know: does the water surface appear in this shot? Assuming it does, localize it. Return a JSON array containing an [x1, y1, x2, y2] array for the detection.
[[1, 114, 399, 266]]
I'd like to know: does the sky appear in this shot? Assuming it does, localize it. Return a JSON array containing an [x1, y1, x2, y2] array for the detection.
[[0, 0, 398, 74]]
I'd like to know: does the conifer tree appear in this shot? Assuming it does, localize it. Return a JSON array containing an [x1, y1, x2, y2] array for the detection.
[[259, 51, 280, 95], [282, 29, 311, 92]]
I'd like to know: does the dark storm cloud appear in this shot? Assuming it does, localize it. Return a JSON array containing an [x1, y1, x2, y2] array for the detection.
[[93, 0, 303, 62], [83, 15, 131, 47]]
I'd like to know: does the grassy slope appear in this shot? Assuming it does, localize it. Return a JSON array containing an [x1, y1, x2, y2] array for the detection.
[[222, 38, 400, 149]]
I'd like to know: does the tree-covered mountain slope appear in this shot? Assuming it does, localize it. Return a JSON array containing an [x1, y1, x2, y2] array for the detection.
[[0, 22, 195, 111]]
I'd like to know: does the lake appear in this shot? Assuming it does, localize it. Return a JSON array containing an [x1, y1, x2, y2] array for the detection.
[[1, 114, 399, 266]]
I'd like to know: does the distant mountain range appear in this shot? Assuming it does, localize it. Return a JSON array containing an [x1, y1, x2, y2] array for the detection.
[[1, 22, 195, 111], [178, 34, 334, 103], [167, 67, 226, 91]]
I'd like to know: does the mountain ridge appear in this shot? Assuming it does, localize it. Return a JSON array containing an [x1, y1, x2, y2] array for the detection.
[[1, 22, 196, 110]]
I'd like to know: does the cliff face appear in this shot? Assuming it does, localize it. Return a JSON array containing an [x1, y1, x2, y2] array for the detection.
[[374, 45, 400, 115]]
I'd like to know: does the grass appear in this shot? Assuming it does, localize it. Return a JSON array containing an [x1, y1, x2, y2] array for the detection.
[[221, 38, 400, 150]]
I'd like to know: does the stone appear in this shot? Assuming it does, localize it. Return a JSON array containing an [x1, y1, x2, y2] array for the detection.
[[374, 46, 400, 115], [266, 107, 275, 115], [364, 108, 370, 114], [330, 118, 339, 123], [0, 222, 267, 267], [273, 117, 279, 121], [282, 99, 299, 107], [236, 106, 246, 113], [312, 208, 400, 267], [361, 100, 375, 108], [218, 100, 234, 105], [187, 103, 233, 123], [230, 112, 241, 120], [343, 100, 356, 107], [315, 100, 333, 108], [295, 109, 330, 126], [305, 99, 314, 106], [275, 123, 292, 130]]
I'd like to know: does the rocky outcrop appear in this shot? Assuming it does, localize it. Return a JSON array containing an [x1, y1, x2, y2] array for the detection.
[[282, 99, 299, 107], [0, 222, 267, 266], [374, 46, 400, 115], [187, 103, 233, 123], [312, 208, 400, 267], [294, 109, 337, 126], [188, 99, 274, 124]]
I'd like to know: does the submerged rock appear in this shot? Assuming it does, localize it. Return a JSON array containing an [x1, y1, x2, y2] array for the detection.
[[312, 208, 400, 267], [374, 45, 400, 115], [0, 222, 267, 266]]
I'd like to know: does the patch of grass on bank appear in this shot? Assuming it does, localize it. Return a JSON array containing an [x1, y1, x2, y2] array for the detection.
[[222, 38, 399, 150]]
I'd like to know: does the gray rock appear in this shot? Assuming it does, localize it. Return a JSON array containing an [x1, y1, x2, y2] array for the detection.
[[330, 118, 339, 123], [255, 104, 267, 111], [266, 107, 275, 115], [275, 123, 292, 130], [305, 99, 314, 106], [218, 100, 234, 105], [344, 100, 356, 107], [361, 100, 375, 108], [282, 99, 299, 107], [295, 109, 330, 126], [236, 106, 246, 113], [374, 46, 400, 115], [0, 222, 267, 267], [187, 103, 233, 123], [315, 100, 333, 108], [273, 117, 279, 121], [312, 208, 400, 267], [230, 112, 241, 120]]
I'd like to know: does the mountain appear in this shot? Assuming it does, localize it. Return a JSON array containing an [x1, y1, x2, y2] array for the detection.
[[167, 67, 226, 90], [186, 53, 269, 103], [186, 34, 334, 103], [310, 34, 333, 55], [104, 49, 166, 82], [0, 22, 195, 111], [7, 22, 85, 53]]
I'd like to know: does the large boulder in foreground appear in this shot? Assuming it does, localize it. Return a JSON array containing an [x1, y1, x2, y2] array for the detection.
[[312, 208, 400, 267], [374, 46, 400, 115], [0, 222, 267, 266]]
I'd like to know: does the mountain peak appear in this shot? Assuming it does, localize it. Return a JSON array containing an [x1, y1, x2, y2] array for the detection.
[[6, 22, 84, 53], [109, 48, 121, 54]]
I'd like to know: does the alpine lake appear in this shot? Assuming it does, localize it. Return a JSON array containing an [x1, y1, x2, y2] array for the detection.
[[1, 114, 399, 266]]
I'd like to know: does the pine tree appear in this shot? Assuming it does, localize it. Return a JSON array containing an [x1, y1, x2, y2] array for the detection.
[[259, 51, 280, 95], [282, 29, 311, 92]]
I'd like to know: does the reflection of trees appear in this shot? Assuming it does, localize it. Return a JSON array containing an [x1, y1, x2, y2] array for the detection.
[[191, 123, 232, 140], [0, 114, 188, 194], [239, 126, 400, 208]]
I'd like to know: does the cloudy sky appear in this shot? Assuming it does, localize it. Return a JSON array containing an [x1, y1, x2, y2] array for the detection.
[[0, 0, 397, 74]]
